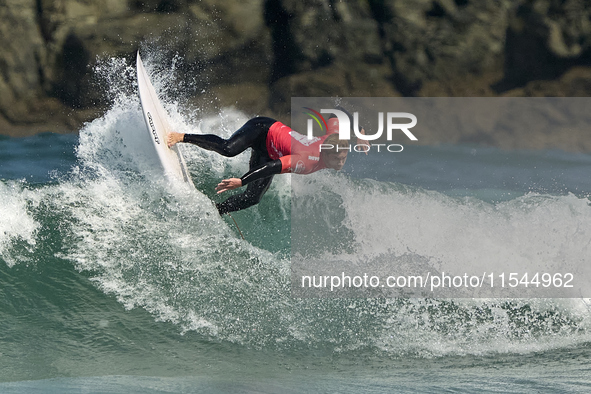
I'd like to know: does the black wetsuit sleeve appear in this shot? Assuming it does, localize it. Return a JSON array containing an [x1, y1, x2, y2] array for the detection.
[[240, 159, 283, 186]]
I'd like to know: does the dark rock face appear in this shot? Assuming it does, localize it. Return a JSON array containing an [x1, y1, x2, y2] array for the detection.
[[499, 0, 591, 91], [370, 0, 511, 96], [264, 0, 398, 114], [1, 0, 590, 150], [0, 0, 273, 135]]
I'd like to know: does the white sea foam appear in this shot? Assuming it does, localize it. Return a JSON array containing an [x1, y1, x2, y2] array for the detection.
[[0, 181, 39, 267]]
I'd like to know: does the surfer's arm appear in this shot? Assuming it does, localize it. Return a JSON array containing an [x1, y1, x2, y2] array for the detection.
[[357, 127, 370, 154], [215, 159, 284, 193], [241, 159, 284, 184]]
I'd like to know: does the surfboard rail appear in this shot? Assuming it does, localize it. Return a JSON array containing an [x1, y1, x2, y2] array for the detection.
[[136, 51, 195, 188]]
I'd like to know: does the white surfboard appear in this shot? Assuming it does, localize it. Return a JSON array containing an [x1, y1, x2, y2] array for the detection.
[[136, 51, 195, 187]]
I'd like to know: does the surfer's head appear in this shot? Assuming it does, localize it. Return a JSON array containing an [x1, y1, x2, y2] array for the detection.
[[326, 117, 340, 135], [321, 133, 349, 170], [326, 106, 355, 135]]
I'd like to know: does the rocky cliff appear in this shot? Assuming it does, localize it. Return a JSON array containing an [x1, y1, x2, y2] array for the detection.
[[1, 0, 591, 150]]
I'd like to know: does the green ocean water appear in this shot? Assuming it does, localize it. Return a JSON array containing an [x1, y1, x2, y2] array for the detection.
[[1, 56, 591, 393]]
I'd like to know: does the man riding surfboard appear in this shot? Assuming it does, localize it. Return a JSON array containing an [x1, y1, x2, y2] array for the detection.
[[167, 113, 368, 214]]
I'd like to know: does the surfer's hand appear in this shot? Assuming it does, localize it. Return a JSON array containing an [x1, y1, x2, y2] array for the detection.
[[167, 132, 184, 147], [216, 178, 242, 194], [357, 128, 370, 155]]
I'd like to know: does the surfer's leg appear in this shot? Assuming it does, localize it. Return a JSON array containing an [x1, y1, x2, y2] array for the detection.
[[182, 117, 276, 157]]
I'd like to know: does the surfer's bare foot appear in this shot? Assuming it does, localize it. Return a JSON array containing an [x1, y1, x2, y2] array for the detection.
[[167, 132, 184, 147]]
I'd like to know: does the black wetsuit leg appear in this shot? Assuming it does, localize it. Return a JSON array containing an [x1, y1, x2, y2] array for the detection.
[[183, 117, 276, 157], [182, 117, 277, 215]]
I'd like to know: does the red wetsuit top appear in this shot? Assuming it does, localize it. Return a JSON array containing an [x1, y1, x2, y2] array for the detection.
[[238, 119, 339, 187], [265, 121, 332, 174]]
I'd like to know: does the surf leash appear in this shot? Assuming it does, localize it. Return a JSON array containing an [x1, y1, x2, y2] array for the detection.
[[228, 213, 245, 240]]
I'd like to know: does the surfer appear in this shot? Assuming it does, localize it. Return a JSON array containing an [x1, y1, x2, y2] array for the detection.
[[167, 115, 368, 214]]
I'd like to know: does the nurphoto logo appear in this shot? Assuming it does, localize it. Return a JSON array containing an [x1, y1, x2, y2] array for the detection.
[[303, 107, 418, 153]]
